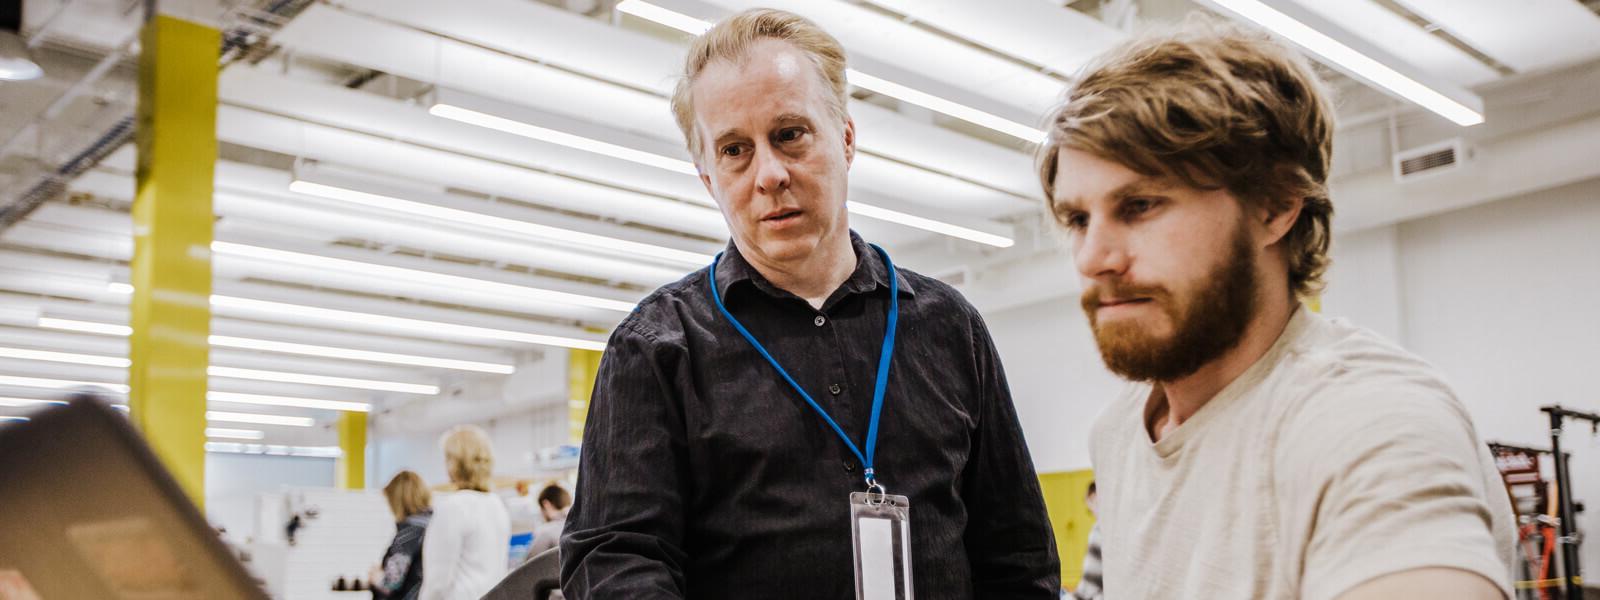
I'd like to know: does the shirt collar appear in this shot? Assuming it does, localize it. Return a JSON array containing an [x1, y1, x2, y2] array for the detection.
[[713, 230, 917, 304]]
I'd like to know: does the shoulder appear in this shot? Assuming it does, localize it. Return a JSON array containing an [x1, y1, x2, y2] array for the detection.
[[1273, 315, 1479, 459], [607, 267, 712, 350], [1280, 315, 1463, 415], [895, 267, 991, 341]]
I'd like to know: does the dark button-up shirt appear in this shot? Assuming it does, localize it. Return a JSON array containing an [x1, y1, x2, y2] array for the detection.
[[561, 232, 1059, 599]]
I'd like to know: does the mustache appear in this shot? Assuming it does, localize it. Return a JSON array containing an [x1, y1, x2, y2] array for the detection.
[[1080, 283, 1169, 312]]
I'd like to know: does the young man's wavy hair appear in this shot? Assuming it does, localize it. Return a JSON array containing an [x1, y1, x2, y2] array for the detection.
[[1037, 18, 1336, 299]]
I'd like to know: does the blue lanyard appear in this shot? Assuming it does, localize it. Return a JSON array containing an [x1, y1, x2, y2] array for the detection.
[[708, 244, 899, 489]]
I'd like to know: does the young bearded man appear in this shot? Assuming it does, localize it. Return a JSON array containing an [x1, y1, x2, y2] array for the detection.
[[1037, 22, 1515, 600]]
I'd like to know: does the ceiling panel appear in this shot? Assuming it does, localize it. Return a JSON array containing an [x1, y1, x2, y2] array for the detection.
[[1396, 0, 1600, 72]]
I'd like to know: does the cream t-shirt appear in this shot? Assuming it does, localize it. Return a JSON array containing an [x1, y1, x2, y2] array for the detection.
[[1088, 308, 1515, 600]]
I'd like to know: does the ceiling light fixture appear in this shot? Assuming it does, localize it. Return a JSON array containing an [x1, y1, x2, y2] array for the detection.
[[206, 427, 266, 440], [429, 103, 700, 175], [210, 241, 639, 314], [102, 286, 610, 352], [207, 410, 315, 427], [1200, 0, 1483, 126], [287, 180, 713, 266], [207, 391, 371, 413], [615, 0, 1047, 142], [36, 317, 515, 375]]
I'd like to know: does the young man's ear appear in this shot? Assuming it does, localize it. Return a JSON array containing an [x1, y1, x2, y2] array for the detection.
[[1259, 196, 1304, 248]]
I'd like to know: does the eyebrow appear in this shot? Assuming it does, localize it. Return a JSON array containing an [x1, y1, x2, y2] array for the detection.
[[709, 114, 816, 148], [1053, 180, 1168, 215]]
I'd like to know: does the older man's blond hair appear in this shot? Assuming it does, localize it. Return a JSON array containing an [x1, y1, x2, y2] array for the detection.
[[669, 8, 850, 162]]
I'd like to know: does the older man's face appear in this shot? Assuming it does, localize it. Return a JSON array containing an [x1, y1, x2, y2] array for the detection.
[[691, 39, 855, 270]]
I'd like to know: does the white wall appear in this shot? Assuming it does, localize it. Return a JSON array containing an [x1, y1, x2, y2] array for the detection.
[[983, 294, 1124, 473], [206, 453, 336, 541], [1389, 178, 1600, 579]]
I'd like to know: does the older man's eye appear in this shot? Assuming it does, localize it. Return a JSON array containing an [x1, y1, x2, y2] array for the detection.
[[721, 145, 745, 157], [777, 128, 804, 142]]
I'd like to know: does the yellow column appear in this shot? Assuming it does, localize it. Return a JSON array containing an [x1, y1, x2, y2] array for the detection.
[[337, 412, 368, 489], [128, 14, 219, 507], [1039, 469, 1098, 589], [567, 349, 604, 443]]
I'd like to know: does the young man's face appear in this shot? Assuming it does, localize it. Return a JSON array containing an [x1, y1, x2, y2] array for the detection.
[[1050, 148, 1260, 382], [691, 39, 855, 269]]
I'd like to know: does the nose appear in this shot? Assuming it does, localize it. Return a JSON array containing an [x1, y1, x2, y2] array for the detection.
[[753, 144, 790, 195], [1074, 219, 1130, 283]]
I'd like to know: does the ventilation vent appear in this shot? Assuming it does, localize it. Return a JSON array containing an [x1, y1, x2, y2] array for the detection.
[[1394, 139, 1468, 183]]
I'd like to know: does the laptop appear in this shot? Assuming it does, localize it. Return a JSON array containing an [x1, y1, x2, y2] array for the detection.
[[0, 396, 269, 599]]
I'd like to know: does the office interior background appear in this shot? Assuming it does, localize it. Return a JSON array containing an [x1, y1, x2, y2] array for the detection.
[[1, 0, 1598, 597]]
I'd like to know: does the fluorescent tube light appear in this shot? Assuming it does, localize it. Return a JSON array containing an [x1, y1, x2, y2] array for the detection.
[[209, 335, 513, 374], [0, 397, 68, 407], [207, 410, 315, 427], [210, 241, 639, 314], [287, 180, 712, 266], [616, 0, 1046, 142], [0, 343, 438, 395], [210, 294, 610, 352], [103, 286, 610, 352], [206, 366, 439, 395], [429, 103, 699, 175], [207, 391, 371, 413], [0, 347, 131, 368], [843, 70, 1046, 143], [1203, 0, 1483, 126], [206, 442, 343, 458], [206, 427, 266, 440], [38, 317, 514, 374], [848, 202, 1015, 248], [0, 375, 129, 394]]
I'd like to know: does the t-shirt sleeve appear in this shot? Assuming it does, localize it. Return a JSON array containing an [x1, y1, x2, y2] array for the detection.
[[1279, 381, 1513, 600]]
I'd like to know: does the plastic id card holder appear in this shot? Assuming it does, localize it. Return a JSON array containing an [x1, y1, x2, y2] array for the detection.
[[850, 491, 914, 600]]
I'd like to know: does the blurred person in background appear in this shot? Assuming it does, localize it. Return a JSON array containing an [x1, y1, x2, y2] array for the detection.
[[1071, 482, 1101, 600], [525, 482, 571, 558], [421, 425, 511, 600], [371, 470, 432, 600]]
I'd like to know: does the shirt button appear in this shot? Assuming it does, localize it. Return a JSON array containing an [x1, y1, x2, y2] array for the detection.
[[814, 315, 826, 327], [829, 384, 842, 395], [843, 461, 856, 473]]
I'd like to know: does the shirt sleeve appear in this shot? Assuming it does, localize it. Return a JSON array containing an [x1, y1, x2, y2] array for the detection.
[[559, 322, 690, 599], [1280, 382, 1514, 600], [419, 499, 463, 600], [961, 311, 1062, 598]]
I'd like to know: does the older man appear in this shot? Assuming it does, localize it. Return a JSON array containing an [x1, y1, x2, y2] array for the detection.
[[560, 8, 1059, 600]]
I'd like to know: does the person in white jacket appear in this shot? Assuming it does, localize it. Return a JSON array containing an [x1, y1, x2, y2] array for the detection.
[[421, 425, 511, 600]]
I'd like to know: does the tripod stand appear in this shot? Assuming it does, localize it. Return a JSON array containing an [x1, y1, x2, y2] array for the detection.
[[1542, 405, 1600, 599]]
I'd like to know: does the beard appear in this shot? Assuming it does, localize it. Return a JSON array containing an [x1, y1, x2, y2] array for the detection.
[[1082, 223, 1258, 382]]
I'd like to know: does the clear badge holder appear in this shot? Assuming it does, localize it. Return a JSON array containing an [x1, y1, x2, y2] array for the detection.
[[850, 490, 913, 600]]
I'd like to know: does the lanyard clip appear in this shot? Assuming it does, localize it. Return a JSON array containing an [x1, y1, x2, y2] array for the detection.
[[863, 468, 886, 505]]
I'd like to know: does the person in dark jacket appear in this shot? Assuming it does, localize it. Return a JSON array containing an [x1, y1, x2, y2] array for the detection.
[[372, 470, 432, 600]]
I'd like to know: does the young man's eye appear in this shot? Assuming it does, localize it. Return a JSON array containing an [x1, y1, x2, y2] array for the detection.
[[1062, 212, 1088, 230], [1121, 198, 1160, 219]]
